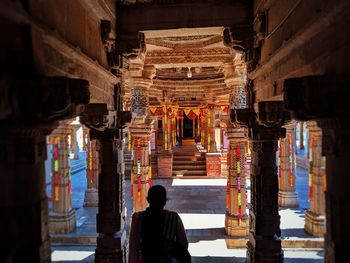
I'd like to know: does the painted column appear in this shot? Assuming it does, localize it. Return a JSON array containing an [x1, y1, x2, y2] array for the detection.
[[225, 125, 249, 236], [130, 129, 152, 212], [278, 121, 298, 207], [84, 138, 99, 207], [209, 107, 217, 152], [48, 126, 76, 234], [304, 121, 325, 236]]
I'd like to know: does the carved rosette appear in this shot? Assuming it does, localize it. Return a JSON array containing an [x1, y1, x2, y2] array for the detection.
[[131, 87, 149, 117]]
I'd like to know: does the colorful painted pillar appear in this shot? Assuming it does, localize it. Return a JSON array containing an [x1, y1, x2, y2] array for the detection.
[[84, 138, 99, 207], [48, 125, 76, 234], [130, 128, 153, 212], [209, 107, 217, 152], [304, 121, 325, 236], [157, 106, 173, 177], [225, 125, 249, 236], [278, 121, 298, 207]]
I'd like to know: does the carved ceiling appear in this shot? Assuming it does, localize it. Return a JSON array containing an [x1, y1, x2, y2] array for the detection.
[[123, 27, 246, 107]]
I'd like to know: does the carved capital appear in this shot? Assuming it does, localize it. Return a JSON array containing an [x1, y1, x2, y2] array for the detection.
[[284, 75, 350, 120], [317, 118, 350, 156], [1, 76, 90, 124], [80, 104, 109, 131]]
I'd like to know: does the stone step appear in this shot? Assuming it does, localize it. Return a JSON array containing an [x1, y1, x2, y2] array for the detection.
[[173, 164, 206, 170], [172, 170, 207, 176], [173, 160, 206, 165]]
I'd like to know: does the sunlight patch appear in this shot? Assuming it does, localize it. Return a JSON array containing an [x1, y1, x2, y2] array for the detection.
[[178, 213, 225, 229], [52, 250, 94, 261], [172, 179, 226, 186], [189, 239, 246, 257], [280, 209, 305, 229]]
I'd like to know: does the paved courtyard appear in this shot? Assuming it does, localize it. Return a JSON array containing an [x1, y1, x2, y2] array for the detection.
[[51, 154, 324, 263]]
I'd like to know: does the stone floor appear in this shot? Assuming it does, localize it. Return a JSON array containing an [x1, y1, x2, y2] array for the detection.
[[51, 158, 324, 263]]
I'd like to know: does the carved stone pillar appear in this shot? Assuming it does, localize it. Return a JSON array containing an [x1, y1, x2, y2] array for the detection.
[[0, 128, 51, 262], [84, 139, 99, 207], [304, 121, 325, 236], [48, 126, 76, 234], [130, 126, 152, 212], [278, 121, 298, 207], [284, 75, 350, 263], [233, 101, 288, 263], [209, 107, 217, 152], [0, 75, 89, 262], [318, 119, 350, 263], [80, 104, 128, 262], [225, 124, 249, 236]]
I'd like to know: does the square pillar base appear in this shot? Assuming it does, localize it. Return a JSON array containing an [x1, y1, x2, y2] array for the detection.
[[49, 209, 76, 234], [247, 238, 283, 263], [225, 212, 249, 237], [304, 210, 325, 237], [278, 190, 299, 208], [95, 231, 126, 263], [84, 188, 99, 207]]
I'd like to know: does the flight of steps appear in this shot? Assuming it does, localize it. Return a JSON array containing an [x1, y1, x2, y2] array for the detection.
[[172, 145, 207, 176]]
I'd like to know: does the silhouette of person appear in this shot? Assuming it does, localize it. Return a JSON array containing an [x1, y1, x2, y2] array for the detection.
[[129, 185, 189, 263]]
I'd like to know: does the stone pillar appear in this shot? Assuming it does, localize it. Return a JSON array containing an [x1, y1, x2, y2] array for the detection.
[[284, 75, 350, 263], [233, 101, 288, 263], [84, 139, 99, 207], [130, 128, 152, 212], [157, 107, 173, 177], [317, 119, 350, 263], [0, 75, 89, 262], [70, 124, 80, 160], [48, 126, 76, 234], [299, 121, 304, 150], [278, 121, 298, 207], [225, 125, 249, 236], [248, 128, 284, 263], [0, 127, 51, 262], [304, 121, 325, 236], [80, 104, 127, 262], [209, 107, 217, 152], [126, 64, 156, 207]]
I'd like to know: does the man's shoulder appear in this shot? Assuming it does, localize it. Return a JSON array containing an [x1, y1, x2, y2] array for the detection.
[[164, 210, 180, 219]]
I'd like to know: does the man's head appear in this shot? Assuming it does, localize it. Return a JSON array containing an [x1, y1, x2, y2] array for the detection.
[[147, 185, 167, 209]]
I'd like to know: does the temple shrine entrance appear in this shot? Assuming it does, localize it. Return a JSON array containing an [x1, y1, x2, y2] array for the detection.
[[183, 114, 193, 138]]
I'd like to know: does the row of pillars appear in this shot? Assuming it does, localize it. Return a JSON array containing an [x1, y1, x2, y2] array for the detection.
[[224, 120, 326, 238]]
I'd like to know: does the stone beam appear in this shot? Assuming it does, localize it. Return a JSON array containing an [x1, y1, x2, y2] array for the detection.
[[116, 0, 251, 53]]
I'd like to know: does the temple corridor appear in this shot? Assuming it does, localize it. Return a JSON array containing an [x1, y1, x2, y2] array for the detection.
[[1, 0, 350, 262]]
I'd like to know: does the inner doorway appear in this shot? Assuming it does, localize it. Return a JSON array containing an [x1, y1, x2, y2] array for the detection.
[[183, 114, 193, 138]]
